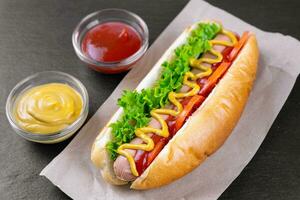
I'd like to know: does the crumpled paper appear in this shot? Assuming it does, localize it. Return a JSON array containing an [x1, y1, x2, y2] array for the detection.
[[40, 0, 300, 199]]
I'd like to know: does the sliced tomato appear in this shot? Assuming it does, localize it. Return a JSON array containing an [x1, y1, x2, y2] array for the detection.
[[199, 62, 231, 97], [180, 96, 193, 107], [166, 120, 176, 136], [228, 31, 250, 62], [151, 134, 162, 143], [174, 95, 205, 132], [222, 46, 234, 62], [146, 138, 167, 166], [135, 149, 148, 175]]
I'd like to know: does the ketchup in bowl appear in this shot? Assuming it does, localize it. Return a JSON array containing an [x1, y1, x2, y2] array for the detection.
[[72, 9, 149, 74], [81, 22, 142, 63]]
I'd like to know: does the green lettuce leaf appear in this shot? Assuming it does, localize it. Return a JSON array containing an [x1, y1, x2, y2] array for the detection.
[[106, 22, 221, 160]]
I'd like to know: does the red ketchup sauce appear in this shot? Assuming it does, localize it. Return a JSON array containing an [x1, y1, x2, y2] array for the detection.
[[134, 35, 242, 175], [81, 22, 142, 72]]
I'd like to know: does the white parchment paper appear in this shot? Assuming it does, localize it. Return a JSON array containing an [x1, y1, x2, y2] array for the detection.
[[40, 0, 300, 199]]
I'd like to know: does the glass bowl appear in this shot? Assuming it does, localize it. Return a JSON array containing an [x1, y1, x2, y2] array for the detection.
[[72, 8, 149, 74], [6, 71, 89, 144]]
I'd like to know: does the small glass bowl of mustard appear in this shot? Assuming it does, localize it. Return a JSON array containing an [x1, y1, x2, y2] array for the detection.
[[6, 71, 89, 144]]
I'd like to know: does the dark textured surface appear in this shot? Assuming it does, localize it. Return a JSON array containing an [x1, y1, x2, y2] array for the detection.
[[0, 0, 299, 199]]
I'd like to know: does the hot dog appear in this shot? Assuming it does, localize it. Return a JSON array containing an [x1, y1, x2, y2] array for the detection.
[[91, 21, 259, 189]]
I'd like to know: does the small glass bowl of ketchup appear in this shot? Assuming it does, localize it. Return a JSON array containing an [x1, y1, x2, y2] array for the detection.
[[72, 9, 149, 74]]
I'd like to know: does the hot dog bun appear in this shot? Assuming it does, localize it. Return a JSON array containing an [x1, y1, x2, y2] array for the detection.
[[131, 34, 258, 189], [91, 22, 259, 189], [91, 125, 127, 185]]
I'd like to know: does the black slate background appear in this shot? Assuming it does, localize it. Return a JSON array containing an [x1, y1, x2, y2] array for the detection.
[[0, 0, 299, 199]]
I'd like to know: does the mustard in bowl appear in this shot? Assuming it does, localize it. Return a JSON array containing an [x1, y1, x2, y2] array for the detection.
[[6, 71, 89, 143]]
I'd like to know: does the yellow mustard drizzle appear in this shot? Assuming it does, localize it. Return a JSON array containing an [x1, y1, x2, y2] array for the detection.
[[117, 28, 238, 176]]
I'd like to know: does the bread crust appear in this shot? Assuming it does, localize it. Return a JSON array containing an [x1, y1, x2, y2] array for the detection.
[[131, 34, 259, 189], [91, 24, 259, 189], [91, 122, 128, 185]]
